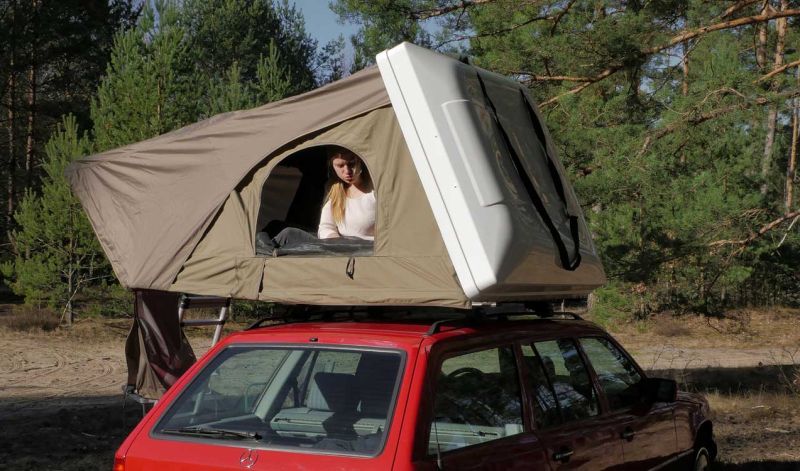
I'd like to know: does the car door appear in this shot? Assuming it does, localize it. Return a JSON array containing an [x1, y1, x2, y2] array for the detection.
[[522, 339, 624, 470], [578, 336, 678, 469], [417, 344, 550, 470]]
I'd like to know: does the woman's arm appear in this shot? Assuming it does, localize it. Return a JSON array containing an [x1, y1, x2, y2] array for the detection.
[[317, 200, 340, 239]]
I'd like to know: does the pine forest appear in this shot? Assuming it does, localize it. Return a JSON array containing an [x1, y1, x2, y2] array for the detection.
[[1, 0, 800, 324]]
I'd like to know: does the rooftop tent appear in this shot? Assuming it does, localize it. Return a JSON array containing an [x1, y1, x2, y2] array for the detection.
[[67, 42, 606, 309]]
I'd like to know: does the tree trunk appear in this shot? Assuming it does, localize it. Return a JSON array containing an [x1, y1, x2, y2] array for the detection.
[[787, 66, 800, 211], [25, 61, 36, 191], [680, 40, 690, 164], [6, 0, 18, 239], [681, 41, 690, 97], [24, 0, 39, 191], [755, 4, 768, 71], [66, 217, 74, 326], [65, 266, 74, 326], [761, 106, 778, 195], [760, 1, 787, 195]]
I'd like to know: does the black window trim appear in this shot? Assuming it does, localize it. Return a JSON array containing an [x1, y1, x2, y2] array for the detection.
[[519, 340, 564, 430]]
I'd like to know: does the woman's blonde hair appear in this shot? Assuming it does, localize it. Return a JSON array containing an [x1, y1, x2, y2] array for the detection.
[[324, 147, 370, 224]]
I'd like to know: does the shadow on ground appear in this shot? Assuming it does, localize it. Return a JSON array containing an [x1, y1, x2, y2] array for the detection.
[[0, 396, 142, 470], [653, 364, 797, 394]]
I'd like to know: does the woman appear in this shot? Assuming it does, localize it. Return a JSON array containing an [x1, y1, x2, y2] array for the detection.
[[258, 147, 375, 254], [318, 147, 375, 240]]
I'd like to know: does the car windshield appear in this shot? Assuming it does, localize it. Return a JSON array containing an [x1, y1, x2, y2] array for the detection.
[[154, 345, 403, 456]]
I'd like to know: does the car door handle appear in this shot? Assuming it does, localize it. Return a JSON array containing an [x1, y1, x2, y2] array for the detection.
[[620, 427, 635, 441], [553, 447, 574, 463]]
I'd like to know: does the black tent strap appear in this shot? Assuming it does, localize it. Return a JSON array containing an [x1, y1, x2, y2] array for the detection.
[[519, 87, 583, 272], [474, 71, 581, 271]]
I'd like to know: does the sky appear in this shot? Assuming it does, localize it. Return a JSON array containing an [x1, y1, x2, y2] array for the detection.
[[292, 1, 358, 55]]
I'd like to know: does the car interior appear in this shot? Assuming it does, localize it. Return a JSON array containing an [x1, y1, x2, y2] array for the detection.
[[156, 348, 401, 455], [428, 347, 524, 453]]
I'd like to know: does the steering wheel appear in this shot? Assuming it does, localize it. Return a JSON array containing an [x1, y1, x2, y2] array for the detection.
[[440, 367, 495, 425], [446, 367, 484, 380]]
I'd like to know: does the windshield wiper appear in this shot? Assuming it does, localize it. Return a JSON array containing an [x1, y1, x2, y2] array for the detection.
[[161, 426, 262, 441]]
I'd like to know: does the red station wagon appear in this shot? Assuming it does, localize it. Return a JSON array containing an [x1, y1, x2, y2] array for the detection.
[[114, 308, 716, 470]]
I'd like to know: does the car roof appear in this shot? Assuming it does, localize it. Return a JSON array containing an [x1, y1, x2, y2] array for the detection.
[[223, 316, 608, 351]]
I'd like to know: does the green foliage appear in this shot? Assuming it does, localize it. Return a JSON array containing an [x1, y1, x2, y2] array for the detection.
[[182, 0, 316, 93], [333, 0, 800, 314], [91, 1, 193, 151], [91, 0, 313, 151], [4, 0, 318, 315], [207, 42, 293, 115], [0, 0, 139, 255], [80, 283, 134, 318], [589, 283, 640, 329], [231, 300, 276, 322], [331, 0, 433, 69], [5, 116, 109, 311]]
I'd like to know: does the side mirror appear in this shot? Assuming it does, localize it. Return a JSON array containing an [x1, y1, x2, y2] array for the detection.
[[643, 377, 677, 403]]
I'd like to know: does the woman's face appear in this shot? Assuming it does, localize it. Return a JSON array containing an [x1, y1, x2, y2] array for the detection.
[[331, 154, 361, 185]]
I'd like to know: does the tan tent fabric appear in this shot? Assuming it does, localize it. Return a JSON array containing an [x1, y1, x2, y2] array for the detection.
[[68, 56, 603, 308], [171, 107, 468, 307], [66, 67, 390, 290]]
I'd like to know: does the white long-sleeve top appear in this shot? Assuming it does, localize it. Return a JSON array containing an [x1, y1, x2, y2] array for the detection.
[[317, 191, 376, 240]]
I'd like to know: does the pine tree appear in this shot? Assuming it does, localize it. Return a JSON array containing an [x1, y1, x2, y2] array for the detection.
[[2, 0, 319, 317], [0, 0, 138, 252], [91, 1, 193, 152], [1, 116, 107, 323]]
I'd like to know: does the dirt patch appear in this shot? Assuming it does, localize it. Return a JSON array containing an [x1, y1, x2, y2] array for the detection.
[[1, 310, 799, 469], [710, 392, 800, 467]]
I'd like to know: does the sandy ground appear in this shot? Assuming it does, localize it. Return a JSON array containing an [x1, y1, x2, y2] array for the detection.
[[1, 312, 799, 470], [0, 331, 212, 420]]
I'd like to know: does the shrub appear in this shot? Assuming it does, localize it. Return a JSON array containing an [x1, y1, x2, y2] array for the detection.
[[0, 307, 61, 332]]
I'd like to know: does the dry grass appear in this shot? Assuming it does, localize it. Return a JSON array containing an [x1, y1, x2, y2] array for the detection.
[[598, 307, 800, 351], [0, 306, 61, 332], [650, 316, 692, 337]]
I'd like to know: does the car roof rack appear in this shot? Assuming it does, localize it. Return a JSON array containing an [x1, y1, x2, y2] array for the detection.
[[246, 305, 426, 330], [425, 302, 582, 335], [246, 302, 583, 333]]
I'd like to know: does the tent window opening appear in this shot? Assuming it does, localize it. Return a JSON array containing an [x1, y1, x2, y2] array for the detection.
[[255, 145, 375, 257]]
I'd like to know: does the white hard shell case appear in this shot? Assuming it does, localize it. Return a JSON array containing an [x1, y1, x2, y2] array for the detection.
[[377, 42, 606, 300]]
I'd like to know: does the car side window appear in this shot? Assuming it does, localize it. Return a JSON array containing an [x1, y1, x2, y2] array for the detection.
[[532, 339, 599, 422], [520, 344, 561, 429], [428, 346, 524, 454], [579, 337, 643, 411]]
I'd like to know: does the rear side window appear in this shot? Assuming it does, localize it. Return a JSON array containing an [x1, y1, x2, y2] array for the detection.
[[428, 346, 524, 454], [532, 339, 599, 423], [579, 337, 642, 411], [155, 346, 403, 456], [520, 344, 560, 429]]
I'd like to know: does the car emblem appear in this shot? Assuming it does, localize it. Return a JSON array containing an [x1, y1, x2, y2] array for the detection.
[[239, 449, 258, 469]]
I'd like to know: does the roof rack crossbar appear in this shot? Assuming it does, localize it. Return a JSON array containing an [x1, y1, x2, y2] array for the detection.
[[245, 303, 583, 333]]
